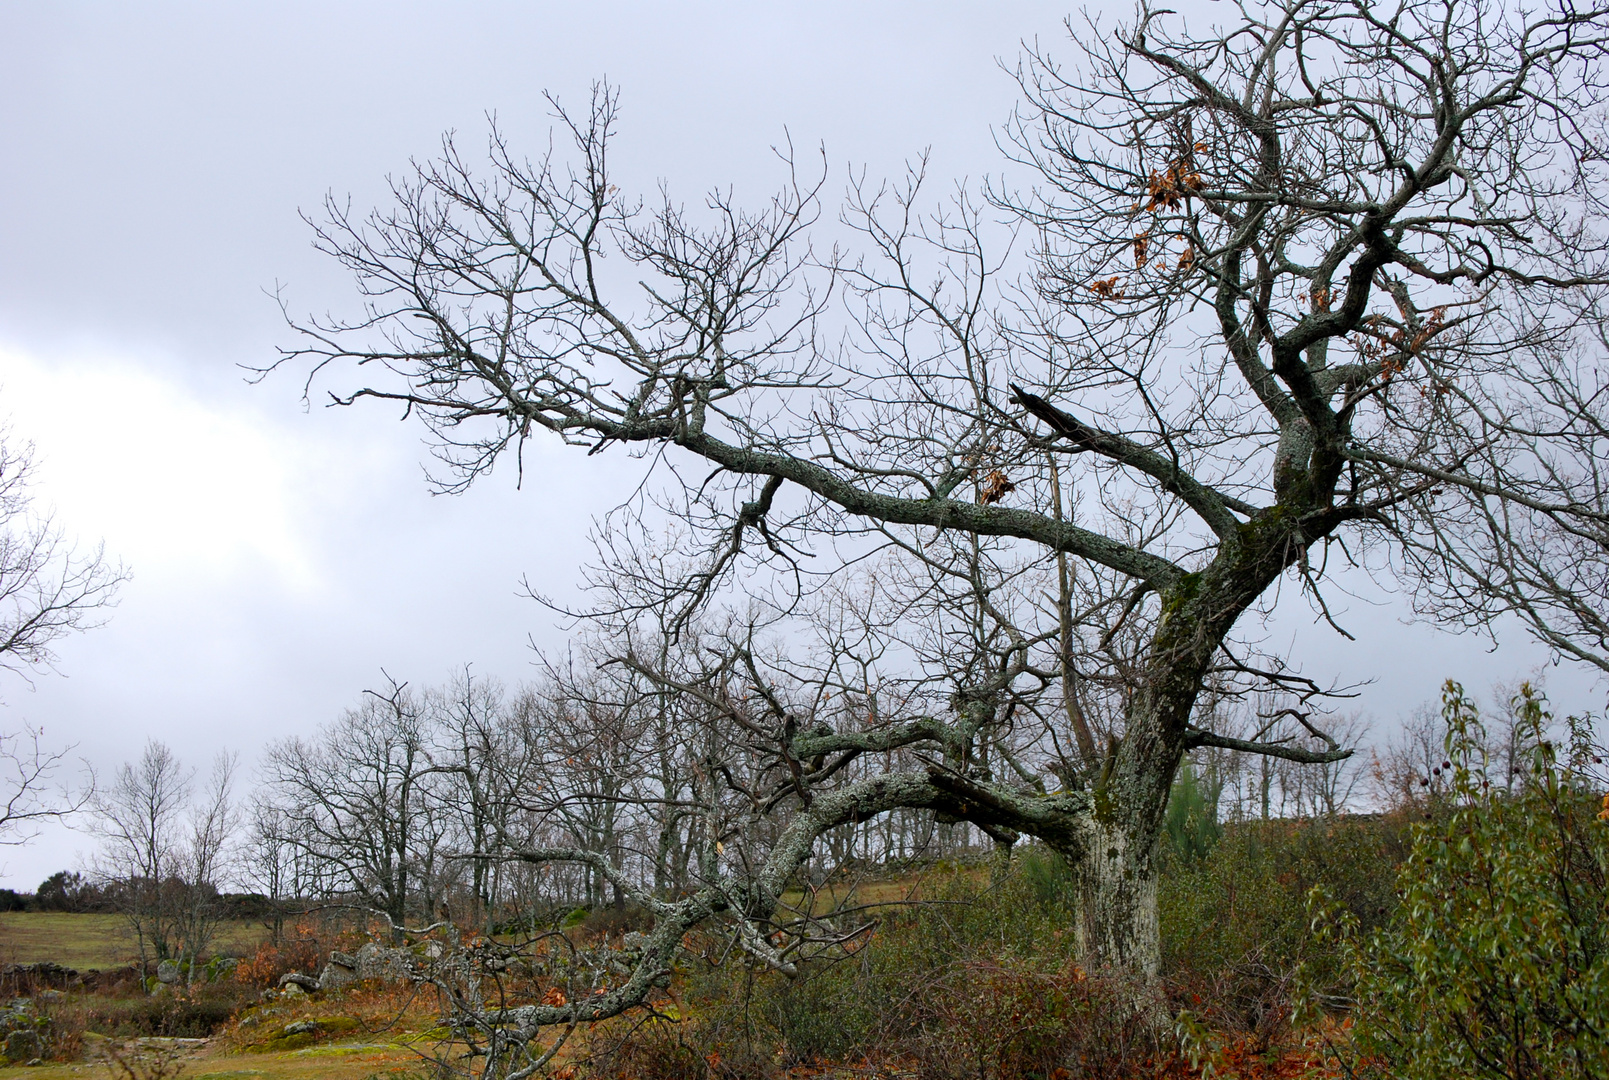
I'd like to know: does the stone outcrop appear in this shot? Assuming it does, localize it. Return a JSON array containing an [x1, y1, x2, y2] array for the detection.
[[277, 941, 419, 994], [0, 1000, 50, 1064], [354, 942, 416, 981], [2, 1027, 40, 1064]]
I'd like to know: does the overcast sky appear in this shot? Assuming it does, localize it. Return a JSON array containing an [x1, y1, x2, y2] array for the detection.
[[0, 1, 1599, 890]]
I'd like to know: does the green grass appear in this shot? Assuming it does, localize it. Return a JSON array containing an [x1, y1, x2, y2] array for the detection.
[[0, 913, 267, 969]]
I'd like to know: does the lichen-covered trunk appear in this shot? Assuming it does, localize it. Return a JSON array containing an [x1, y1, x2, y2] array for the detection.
[[1064, 516, 1315, 981], [1063, 568, 1241, 982], [1072, 817, 1162, 978]]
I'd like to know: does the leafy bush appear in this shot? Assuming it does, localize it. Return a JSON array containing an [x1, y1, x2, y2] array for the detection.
[[1312, 682, 1609, 1080]]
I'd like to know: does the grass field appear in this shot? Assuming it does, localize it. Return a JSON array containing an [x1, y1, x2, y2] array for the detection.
[[1, 1040, 423, 1080], [779, 864, 988, 917], [0, 913, 267, 969]]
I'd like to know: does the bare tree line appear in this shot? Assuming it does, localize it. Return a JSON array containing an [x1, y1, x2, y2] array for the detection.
[[77, 645, 1562, 951], [238, 648, 999, 936]]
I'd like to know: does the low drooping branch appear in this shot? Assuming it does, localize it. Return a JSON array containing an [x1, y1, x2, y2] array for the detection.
[[471, 766, 1094, 1032]]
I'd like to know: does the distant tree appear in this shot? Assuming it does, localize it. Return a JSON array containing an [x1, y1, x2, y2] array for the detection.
[[239, 795, 312, 944], [33, 869, 90, 912], [0, 426, 125, 843], [91, 741, 238, 981], [262, 678, 445, 936]]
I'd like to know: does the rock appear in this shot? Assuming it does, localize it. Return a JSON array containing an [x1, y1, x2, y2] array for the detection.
[[354, 942, 415, 982], [156, 960, 181, 985], [281, 1020, 319, 1037], [316, 962, 355, 991], [277, 972, 320, 993], [3, 1028, 41, 1063], [205, 956, 240, 982], [317, 950, 358, 991], [0, 962, 81, 990], [274, 943, 413, 996]]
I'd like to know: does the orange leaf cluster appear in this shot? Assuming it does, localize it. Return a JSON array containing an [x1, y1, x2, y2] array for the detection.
[[979, 469, 1016, 504], [1090, 276, 1124, 300], [1145, 158, 1204, 211]]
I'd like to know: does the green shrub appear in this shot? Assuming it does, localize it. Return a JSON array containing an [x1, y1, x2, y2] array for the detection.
[[1311, 681, 1609, 1080], [1160, 810, 1407, 1035], [592, 864, 1174, 1080], [1163, 760, 1223, 865]]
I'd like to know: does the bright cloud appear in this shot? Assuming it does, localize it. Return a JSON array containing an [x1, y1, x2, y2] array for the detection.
[[0, 346, 322, 594]]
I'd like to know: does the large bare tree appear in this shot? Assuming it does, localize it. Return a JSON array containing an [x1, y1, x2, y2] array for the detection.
[[278, 0, 1609, 1032]]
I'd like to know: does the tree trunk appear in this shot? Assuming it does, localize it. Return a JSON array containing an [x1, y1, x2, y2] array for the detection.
[[1069, 819, 1161, 978]]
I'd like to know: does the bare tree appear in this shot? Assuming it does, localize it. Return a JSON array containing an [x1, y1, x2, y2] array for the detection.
[[92, 742, 236, 980], [427, 671, 568, 929], [172, 753, 238, 984], [278, 0, 1609, 1027], [263, 678, 446, 935], [0, 724, 88, 844], [241, 795, 303, 944], [93, 740, 191, 976], [0, 426, 125, 840], [0, 428, 125, 682]]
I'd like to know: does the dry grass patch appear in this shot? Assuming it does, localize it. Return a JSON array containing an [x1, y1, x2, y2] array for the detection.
[[0, 1042, 422, 1080], [0, 915, 266, 970]]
